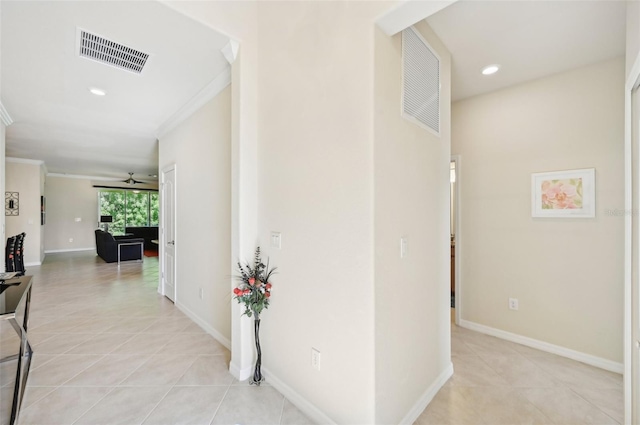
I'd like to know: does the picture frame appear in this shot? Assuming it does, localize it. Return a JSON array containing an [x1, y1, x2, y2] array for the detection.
[[531, 168, 595, 218], [5, 192, 19, 216]]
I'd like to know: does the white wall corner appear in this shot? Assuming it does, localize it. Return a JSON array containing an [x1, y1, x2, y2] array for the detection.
[[399, 362, 453, 425], [375, 0, 459, 36], [156, 67, 231, 139], [0, 102, 13, 126], [229, 360, 253, 382], [261, 366, 338, 425], [459, 319, 624, 374], [221, 39, 240, 65], [175, 300, 231, 350]]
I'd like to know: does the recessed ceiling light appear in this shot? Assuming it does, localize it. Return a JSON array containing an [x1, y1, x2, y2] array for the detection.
[[149, 174, 158, 178], [481, 64, 500, 76], [89, 87, 106, 96]]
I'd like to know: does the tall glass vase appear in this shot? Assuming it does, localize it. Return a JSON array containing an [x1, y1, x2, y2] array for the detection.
[[250, 315, 264, 385]]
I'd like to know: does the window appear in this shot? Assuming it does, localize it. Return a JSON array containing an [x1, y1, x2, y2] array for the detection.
[[98, 190, 159, 234]]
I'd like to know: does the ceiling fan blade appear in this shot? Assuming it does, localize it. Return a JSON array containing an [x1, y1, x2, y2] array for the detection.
[[121, 172, 144, 185]]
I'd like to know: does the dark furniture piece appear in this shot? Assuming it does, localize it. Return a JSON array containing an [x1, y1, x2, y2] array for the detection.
[[125, 226, 159, 250], [95, 229, 144, 264], [99, 215, 113, 233], [5, 233, 26, 275], [5, 236, 16, 272], [1, 275, 33, 425]]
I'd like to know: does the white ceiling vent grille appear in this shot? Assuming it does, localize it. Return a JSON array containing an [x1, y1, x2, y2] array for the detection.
[[79, 30, 149, 74], [402, 26, 440, 135]]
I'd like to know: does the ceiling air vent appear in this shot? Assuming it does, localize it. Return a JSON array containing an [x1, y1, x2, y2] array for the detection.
[[79, 30, 149, 74], [402, 26, 440, 135]]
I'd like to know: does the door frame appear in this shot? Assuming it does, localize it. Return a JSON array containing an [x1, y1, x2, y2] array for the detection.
[[160, 163, 177, 301], [624, 51, 640, 425], [451, 155, 462, 325]]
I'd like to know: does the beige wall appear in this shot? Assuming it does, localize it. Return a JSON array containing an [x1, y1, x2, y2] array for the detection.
[[44, 176, 99, 252], [255, 2, 395, 423], [374, 21, 451, 424], [162, 2, 454, 423], [159, 85, 232, 343], [626, 1, 640, 79], [5, 160, 44, 266], [453, 58, 625, 363]]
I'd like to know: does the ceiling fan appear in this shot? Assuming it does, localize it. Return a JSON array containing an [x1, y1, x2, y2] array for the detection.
[[122, 172, 145, 185]]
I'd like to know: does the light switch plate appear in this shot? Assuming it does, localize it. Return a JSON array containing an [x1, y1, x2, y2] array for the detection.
[[270, 232, 281, 249], [400, 237, 408, 258]]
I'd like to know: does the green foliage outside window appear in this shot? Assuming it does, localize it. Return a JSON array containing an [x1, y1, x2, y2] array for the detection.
[[99, 190, 159, 234], [150, 193, 159, 226]]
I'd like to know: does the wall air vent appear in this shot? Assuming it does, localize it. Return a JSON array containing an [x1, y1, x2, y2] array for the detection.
[[402, 26, 440, 135], [79, 30, 149, 74]]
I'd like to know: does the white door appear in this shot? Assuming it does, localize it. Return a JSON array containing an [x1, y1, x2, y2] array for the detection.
[[162, 166, 176, 302], [632, 85, 640, 425]]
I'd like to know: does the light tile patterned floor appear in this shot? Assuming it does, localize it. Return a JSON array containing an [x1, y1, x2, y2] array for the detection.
[[414, 323, 624, 425], [1, 251, 624, 424], [0, 252, 314, 425]]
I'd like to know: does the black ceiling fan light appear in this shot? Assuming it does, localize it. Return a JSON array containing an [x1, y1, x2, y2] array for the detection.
[[122, 172, 145, 185]]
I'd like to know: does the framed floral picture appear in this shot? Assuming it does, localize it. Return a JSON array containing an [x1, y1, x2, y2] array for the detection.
[[531, 168, 595, 218]]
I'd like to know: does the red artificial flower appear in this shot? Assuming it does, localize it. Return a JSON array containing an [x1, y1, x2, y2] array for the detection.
[[243, 289, 251, 295], [265, 283, 272, 290], [265, 292, 271, 298], [248, 278, 255, 285], [233, 288, 242, 296]]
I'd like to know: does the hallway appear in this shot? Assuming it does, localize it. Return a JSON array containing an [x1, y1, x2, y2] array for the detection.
[[1, 252, 312, 425], [416, 325, 623, 424], [1, 251, 623, 424]]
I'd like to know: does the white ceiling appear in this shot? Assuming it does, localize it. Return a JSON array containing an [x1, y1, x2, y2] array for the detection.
[[1, 0, 230, 182], [0, 1, 628, 180], [426, 0, 627, 101]]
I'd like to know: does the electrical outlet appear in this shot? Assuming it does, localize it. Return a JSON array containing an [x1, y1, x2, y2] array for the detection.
[[509, 298, 519, 310], [69, 238, 73, 243], [311, 348, 321, 371]]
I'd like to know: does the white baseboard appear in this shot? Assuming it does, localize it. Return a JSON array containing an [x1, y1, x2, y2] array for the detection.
[[459, 319, 623, 374], [400, 362, 454, 425], [24, 261, 41, 267], [229, 361, 253, 382], [44, 248, 95, 254], [175, 301, 231, 350], [261, 366, 337, 425]]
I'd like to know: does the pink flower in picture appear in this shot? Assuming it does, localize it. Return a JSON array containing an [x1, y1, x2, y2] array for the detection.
[[541, 178, 583, 210]]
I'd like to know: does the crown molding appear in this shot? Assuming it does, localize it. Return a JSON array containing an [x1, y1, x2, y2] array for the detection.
[[47, 172, 122, 181], [156, 66, 231, 139], [0, 102, 14, 126], [222, 39, 239, 65], [6, 157, 44, 165]]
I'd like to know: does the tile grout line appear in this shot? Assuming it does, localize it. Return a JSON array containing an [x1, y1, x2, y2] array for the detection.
[[136, 385, 175, 425], [209, 378, 234, 425], [278, 395, 286, 425], [566, 386, 623, 425], [68, 386, 120, 425]]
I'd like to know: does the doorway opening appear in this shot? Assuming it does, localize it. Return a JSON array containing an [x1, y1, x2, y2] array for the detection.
[[450, 156, 459, 325]]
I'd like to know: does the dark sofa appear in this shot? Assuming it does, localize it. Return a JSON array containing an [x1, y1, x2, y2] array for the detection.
[[95, 229, 144, 263], [125, 226, 159, 249]]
